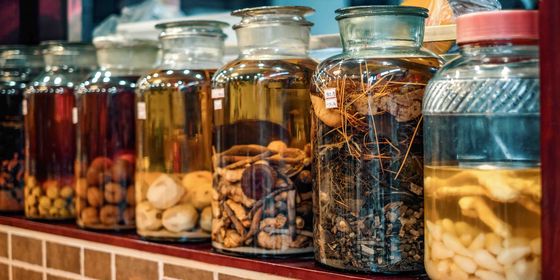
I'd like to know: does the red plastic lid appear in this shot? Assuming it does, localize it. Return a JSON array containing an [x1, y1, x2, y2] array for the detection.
[[456, 10, 539, 44]]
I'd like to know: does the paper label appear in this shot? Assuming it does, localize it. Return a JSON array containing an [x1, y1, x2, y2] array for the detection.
[[211, 88, 225, 99], [325, 98, 338, 109], [72, 107, 78, 124], [324, 88, 337, 99], [22, 100, 27, 116], [213, 99, 223, 110], [137, 102, 146, 120]]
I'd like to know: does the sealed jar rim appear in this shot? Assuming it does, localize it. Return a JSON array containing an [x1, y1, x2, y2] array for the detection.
[[335, 5, 429, 20], [232, 6, 314, 29], [93, 35, 158, 48], [155, 20, 229, 30]]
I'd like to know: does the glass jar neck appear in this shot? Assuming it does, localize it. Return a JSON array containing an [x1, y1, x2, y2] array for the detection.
[[160, 36, 224, 70], [459, 41, 539, 58], [96, 45, 158, 76], [338, 14, 425, 52], [44, 50, 97, 70], [236, 24, 311, 59]]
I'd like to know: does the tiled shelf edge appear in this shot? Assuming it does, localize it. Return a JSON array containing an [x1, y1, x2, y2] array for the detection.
[[0, 215, 425, 280]]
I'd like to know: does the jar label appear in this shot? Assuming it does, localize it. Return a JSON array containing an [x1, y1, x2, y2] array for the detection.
[[22, 100, 27, 116], [72, 107, 78, 124], [324, 88, 337, 99], [137, 102, 146, 120], [213, 99, 223, 110], [212, 88, 225, 99], [324, 88, 338, 109]]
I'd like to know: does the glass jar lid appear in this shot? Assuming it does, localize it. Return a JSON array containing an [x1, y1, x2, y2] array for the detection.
[[0, 45, 43, 68], [155, 20, 229, 39], [335, 5, 428, 20], [93, 36, 159, 70], [41, 41, 97, 68], [232, 6, 314, 29]]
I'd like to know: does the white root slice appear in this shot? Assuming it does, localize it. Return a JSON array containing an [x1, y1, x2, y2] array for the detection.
[[477, 173, 520, 203], [310, 95, 342, 128], [473, 249, 504, 273], [442, 232, 472, 257], [435, 185, 489, 199], [458, 197, 512, 239]]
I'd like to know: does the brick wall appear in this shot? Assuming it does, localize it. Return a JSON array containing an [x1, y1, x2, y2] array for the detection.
[[0, 225, 293, 280]]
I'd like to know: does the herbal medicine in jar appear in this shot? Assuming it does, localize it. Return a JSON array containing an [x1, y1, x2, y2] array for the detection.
[[311, 6, 440, 273], [135, 21, 227, 241], [24, 42, 97, 220], [211, 6, 317, 257], [75, 37, 158, 230], [0, 46, 42, 212]]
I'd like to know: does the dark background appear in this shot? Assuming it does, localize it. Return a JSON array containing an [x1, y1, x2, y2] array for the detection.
[[0, 0, 534, 45]]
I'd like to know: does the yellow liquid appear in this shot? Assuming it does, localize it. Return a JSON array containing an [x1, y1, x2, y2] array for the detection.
[[424, 165, 541, 280]]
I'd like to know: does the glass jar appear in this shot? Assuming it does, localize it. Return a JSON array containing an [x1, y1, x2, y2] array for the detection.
[[211, 6, 317, 257], [76, 37, 158, 230], [0, 46, 43, 212], [423, 11, 541, 280], [24, 42, 97, 220], [312, 6, 440, 273], [135, 21, 227, 241]]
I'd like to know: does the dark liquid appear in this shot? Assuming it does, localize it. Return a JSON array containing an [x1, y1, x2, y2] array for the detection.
[[24, 86, 76, 219], [0, 84, 26, 211], [76, 76, 138, 229]]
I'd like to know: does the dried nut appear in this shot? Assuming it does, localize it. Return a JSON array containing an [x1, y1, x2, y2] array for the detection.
[[497, 246, 531, 265], [59, 208, 70, 217], [49, 207, 59, 216], [200, 206, 212, 232], [104, 183, 125, 203], [38, 206, 48, 216], [111, 158, 134, 183], [100, 205, 120, 225], [126, 185, 135, 205], [53, 198, 66, 209], [432, 240, 454, 259], [39, 196, 52, 208], [27, 206, 38, 217], [240, 163, 276, 200], [123, 207, 135, 225], [161, 203, 198, 233], [76, 178, 88, 198], [60, 186, 74, 198], [475, 269, 506, 280], [267, 140, 287, 152], [87, 187, 103, 207], [81, 207, 100, 224], [182, 171, 212, 192], [46, 186, 59, 199], [184, 182, 212, 210], [87, 157, 112, 185], [31, 186, 41, 196], [26, 177, 37, 187], [473, 249, 503, 272], [146, 174, 184, 209], [76, 198, 86, 213], [26, 195, 38, 206], [136, 201, 162, 230]]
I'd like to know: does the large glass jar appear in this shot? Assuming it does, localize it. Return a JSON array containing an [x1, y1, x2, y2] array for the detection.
[[76, 37, 158, 230], [423, 11, 541, 280], [312, 6, 440, 273], [0, 46, 43, 212], [211, 6, 317, 257], [24, 42, 97, 220], [135, 21, 227, 241]]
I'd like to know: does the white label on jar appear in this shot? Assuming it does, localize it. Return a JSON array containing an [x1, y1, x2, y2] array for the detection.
[[325, 98, 338, 109], [22, 100, 27, 116], [213, 99, 223, 110], [137, 102, 146, 120], [324, 88, 337, 99], [211, 88, 225, 99], [72, 107, 78, 124]]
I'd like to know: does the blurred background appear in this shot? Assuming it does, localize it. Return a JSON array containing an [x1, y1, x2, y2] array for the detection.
[[0, 0, 537, 44]]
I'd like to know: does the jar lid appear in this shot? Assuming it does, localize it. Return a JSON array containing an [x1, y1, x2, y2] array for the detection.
[[41, 41, 95, 55], [335, 5, 428, 20], [155, 20, 229, 39], [456, 10, 538, 44], [232, 6, 314, 29], [93, 35, 158, 48]]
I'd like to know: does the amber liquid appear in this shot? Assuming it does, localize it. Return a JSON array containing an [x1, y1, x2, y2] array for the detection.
[[424, 165, 541, 280], [24, 87, 76, 219], [312, 57, 440, 272], [212, 58, 317, 256], [76, 76, 138, 229], [135, 69, 214, 241]]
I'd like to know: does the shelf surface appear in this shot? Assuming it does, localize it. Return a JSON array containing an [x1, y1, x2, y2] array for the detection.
[[0, 215, 426, 280]]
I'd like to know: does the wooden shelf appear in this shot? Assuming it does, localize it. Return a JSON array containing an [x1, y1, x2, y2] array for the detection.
[[0, 215, 426, 280]]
